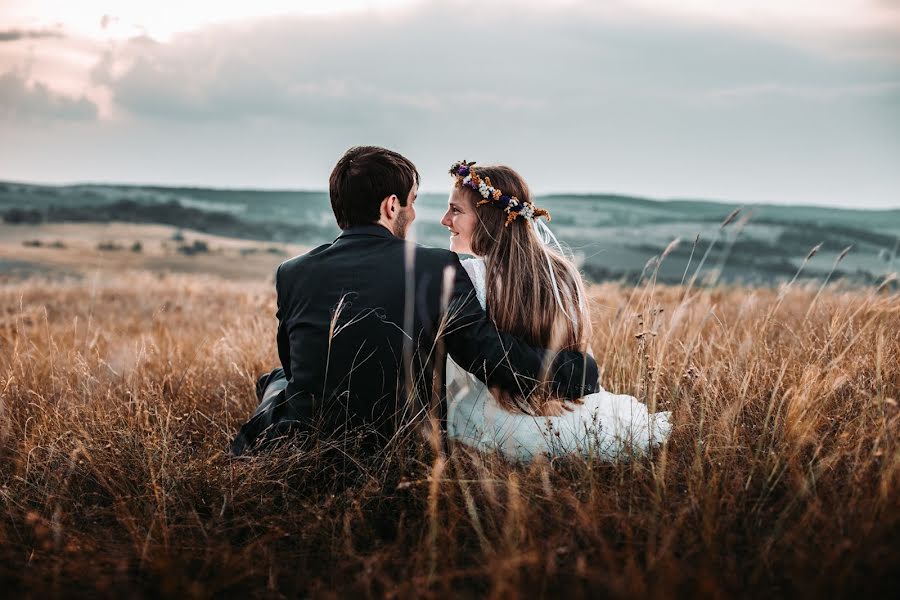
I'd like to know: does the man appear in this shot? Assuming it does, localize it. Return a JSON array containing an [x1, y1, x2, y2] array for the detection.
[[229, 146, 599, 455]]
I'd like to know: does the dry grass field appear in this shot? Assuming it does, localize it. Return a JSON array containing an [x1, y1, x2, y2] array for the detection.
[[0, 268, 898, 598], [0, 223, 305, 282]]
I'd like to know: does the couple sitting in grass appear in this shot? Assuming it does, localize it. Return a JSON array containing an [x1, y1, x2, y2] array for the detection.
[[230, 146, 670, 460]]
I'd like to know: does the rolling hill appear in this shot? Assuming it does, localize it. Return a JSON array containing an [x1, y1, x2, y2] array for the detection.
[[2, 180, 897, 285]]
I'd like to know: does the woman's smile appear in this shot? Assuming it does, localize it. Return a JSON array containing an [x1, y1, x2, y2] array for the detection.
[[440, 187, 477, 254]]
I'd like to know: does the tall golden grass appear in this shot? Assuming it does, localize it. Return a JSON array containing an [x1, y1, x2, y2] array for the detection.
[[1, 270, 898, 597]]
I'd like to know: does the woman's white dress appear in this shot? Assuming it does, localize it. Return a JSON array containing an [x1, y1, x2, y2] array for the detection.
[[446, 258, 672, 462]]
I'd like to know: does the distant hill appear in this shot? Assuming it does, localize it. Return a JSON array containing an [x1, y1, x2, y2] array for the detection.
[[2, 180, 897, 286]]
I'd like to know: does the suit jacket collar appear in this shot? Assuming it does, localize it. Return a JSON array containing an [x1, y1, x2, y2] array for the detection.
[[336, 224, 396, 241]]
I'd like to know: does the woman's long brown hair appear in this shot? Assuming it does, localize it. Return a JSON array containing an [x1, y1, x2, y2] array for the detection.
[[461, 165, 593, 415]]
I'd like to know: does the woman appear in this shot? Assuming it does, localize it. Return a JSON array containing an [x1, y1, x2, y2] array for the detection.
[[441, 161, 671, 462]]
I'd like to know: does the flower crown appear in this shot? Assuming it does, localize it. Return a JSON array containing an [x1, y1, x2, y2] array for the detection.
[[449, 160, 551, 226]]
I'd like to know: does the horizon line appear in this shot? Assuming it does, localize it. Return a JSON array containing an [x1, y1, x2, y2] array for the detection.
[[1, 178, 897, 213]]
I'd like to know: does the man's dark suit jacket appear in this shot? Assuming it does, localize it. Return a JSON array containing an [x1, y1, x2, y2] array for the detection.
[[230, 225, 599, 453]]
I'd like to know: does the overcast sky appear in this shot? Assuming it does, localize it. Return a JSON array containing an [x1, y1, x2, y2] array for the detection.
[[1, 0, 899, 208]]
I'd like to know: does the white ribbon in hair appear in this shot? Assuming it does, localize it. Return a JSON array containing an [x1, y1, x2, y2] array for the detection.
[[534, 218, 571, 319]]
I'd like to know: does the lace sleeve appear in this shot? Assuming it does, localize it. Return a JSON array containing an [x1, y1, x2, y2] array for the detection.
[[460, 257, 487, 310]]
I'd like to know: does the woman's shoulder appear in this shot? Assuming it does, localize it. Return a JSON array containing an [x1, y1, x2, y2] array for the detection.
[[459, 256, 485, 277], [459, 257, 487, 308]]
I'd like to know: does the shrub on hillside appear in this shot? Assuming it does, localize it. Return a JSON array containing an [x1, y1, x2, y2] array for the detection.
[[177, 240, 210, 255], [2, 208, 44, 224]]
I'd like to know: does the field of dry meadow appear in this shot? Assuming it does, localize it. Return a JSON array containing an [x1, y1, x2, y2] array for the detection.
[[0, 264, 898, 597]]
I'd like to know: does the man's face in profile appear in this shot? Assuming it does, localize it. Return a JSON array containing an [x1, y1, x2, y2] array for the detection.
[[393, 181, 417, 239]]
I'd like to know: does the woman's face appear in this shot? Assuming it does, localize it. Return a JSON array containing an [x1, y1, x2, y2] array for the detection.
[[440, 187, 478, 255]]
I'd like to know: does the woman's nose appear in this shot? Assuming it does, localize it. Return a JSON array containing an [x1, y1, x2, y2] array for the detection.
[[440, 210, 452, 227]]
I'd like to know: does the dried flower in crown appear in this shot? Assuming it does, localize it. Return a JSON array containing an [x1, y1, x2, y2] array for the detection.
[[448, 160, 551, 226]]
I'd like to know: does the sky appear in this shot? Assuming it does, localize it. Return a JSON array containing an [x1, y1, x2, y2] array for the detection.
[[1, 0, 899, 209]]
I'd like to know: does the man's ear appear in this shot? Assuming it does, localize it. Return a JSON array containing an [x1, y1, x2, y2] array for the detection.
[[380, 194, 399, 220]]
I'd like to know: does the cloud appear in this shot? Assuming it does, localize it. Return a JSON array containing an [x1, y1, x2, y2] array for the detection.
[[86, 8, 562, 125], [0, 29, 64, 43], [703, 81, 900, 102], [0, 70, 98, 120], [1, 0, 898, 207], [91, 4, 890, 125]]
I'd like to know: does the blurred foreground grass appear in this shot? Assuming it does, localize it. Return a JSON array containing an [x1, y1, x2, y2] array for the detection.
[[0, 272, 897, 598]]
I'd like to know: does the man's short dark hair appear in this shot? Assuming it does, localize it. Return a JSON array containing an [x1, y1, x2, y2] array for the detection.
[[329, 146, 420, 229]]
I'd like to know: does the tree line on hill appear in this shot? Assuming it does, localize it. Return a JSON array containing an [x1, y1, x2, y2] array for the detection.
[[2, 200, 333, 244]]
